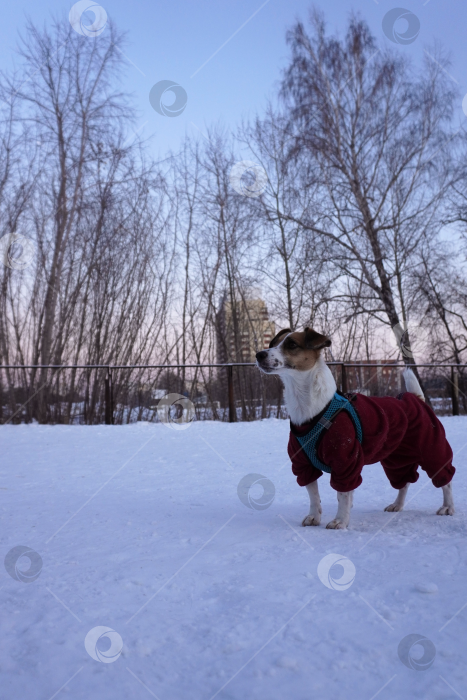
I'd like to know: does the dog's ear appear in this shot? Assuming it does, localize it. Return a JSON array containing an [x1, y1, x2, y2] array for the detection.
[[269, 328, 291, 348], [304, 327, 331, 350]]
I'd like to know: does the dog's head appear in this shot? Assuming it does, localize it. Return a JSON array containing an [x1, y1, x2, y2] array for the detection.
[[255, 327, 331, 374]]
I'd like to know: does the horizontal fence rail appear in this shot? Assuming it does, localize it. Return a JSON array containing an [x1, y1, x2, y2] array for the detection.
[[1, 362, 466, 425]]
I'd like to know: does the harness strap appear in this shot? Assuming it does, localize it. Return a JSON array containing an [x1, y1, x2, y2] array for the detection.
[[294, 393, 362, 474]]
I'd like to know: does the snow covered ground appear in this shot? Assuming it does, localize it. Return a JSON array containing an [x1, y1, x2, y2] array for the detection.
[[1, 417, 466, 700]]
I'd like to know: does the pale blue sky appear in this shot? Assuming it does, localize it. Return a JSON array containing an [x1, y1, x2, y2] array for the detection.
[[2, 0, 467, 157]]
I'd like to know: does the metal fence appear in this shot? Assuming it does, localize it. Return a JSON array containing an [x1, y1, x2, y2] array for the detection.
[[1, 362, 465, 425]]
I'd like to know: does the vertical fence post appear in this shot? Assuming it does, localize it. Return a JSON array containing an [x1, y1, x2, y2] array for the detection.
[[228, 365, 235, 423], [110, 369, 114, 424], [451, 366, 459, 416], [341, 363, 348, 394], [105, 367, 114, 424]]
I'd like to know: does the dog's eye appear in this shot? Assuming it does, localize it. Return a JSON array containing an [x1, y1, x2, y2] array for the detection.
[[287, 341, 297, 349]]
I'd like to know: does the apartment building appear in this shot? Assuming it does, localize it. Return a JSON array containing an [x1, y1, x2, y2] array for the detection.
[[217, 291, 275, 363]]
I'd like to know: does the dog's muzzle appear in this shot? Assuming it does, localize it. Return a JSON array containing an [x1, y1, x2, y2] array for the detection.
[[256, 350, 271, 372]]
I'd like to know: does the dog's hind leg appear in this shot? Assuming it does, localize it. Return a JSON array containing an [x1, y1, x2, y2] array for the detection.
[[326, 491, 353, 529], [302, 480, 322, 526], [437, 482, 455, 515], [384, 484, 409, 512]]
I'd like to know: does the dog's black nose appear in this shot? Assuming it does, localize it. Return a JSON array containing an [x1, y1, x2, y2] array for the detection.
[[256, 351, 268, 362]]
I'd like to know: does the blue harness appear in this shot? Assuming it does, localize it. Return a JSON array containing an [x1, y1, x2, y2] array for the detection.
[[294, 393, 363, 474]]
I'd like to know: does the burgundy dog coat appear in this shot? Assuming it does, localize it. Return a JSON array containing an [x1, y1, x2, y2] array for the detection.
[[288, 392, 455, 493]]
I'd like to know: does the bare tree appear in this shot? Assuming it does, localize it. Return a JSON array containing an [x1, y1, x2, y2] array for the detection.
[[240, 106, 338, 331], [416, 245, 467, 365], [5, 19, 131, 372], [0, 16, 175, 422], [279, 11, 458, 385]]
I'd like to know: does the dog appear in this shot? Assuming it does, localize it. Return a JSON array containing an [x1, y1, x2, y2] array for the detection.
[[256, 327, 455, 529]]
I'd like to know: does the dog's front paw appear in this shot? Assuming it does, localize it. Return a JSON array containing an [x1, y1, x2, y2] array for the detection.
[[436, 505, 455, 516], [302, 514, 321, 526], [384, 503, 403, 512], [326, 519, 348, 530]]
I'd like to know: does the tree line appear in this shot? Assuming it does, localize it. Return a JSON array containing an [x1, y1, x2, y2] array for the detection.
[[1, 10, 466, 391]]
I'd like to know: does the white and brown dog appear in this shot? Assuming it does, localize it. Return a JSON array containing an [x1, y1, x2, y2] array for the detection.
[[256, 327, 455, 529]]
